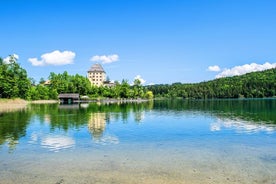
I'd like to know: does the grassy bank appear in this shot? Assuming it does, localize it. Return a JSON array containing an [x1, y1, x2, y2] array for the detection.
[[0, 98, 28, 113], [0, 99, 59, 113], [30, 100, 58, 104]]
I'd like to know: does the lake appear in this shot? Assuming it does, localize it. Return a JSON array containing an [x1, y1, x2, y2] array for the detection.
[[0, 99, 276, 184]]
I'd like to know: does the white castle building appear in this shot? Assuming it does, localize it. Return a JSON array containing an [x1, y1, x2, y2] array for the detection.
[[87, 63, 106, 86]]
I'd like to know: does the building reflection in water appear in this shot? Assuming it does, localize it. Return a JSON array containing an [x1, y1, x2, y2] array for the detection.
[[88, 113, 107, 139]]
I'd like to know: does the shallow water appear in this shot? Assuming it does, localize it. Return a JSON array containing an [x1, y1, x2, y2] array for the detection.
[[0, 99, 276, 184]]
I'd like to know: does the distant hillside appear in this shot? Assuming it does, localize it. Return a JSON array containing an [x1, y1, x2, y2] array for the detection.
[[147, 68, 276, 99]]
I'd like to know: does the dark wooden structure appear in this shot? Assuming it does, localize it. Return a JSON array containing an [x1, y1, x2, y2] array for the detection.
[[58, 93, 80, 104]]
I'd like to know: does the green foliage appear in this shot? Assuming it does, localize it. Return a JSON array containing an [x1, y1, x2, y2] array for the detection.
[[48, 72, 91, 95], [0, 56, 31, 99], [26, 72, 150, 100], [148, 68, 276, 99], [145, 91, 154, 99], [12, 56, 276, 100]]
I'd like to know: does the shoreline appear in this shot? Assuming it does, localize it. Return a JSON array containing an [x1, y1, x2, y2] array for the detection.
[[79, 98, 149, 104], [0, 98, 150, 112], [0, 99, 28, 113], [30, 100, 59, 104], [0, 99, 58, 113], [1, 97, 274, 113]]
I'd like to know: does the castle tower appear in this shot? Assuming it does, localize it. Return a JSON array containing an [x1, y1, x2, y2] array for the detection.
[[87, 63, 106, 86]]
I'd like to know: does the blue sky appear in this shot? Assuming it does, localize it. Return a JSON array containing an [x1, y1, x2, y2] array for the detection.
[[1, 0, 276, 85]]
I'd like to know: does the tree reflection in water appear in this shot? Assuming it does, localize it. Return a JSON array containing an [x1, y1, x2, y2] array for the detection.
[[0, 99, 275, 151], [0, 101, 154, 150], [0, 110, 32, 151]]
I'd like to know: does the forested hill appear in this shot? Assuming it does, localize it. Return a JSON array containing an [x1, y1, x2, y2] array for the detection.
[[1, 55, 275, 100], [147, 68, 276, 99]]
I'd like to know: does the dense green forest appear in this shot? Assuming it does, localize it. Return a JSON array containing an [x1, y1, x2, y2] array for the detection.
[[147, 68, 276, 99], [0, 55, 30, 99], [0, 56, 153, 100], [1, 55, 276, 100]]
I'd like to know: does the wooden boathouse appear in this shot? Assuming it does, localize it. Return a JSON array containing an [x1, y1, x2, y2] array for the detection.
[[58, 93, 80, 104]]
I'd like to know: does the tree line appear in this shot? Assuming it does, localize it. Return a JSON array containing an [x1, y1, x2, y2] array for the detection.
[[147, 68, 276, 99], [0, 56, 153, 100], [1, 55, 276, 100]]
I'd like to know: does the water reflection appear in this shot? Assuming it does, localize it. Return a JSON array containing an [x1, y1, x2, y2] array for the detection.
[[0, 110, 32, 151], [153, 99, 276, 124], [29, 133, 75, 152], [88, 113, 106, 139], [41, 135, 75, 152], [0, 99, 275, 151], [210, 118, 275, 133]]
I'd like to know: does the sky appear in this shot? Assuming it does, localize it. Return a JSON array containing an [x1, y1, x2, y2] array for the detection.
[[1, 0, 276, 85]]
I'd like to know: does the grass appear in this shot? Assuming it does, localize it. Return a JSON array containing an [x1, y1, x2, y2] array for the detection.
[[0, 98, 28, 113], [0, 98, 26, 104]]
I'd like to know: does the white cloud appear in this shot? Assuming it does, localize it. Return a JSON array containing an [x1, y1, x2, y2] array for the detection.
[[3, 54, 19, 64], [134, 75, 146, 85], [28, 50, 76, 66], [216, 62, 276, 78], [13, 54, 19, 60], [90, 54, 119, 64], [207, 65, 221, 72], [3, 57, 10, 64], [28, 58, 44, 66]]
